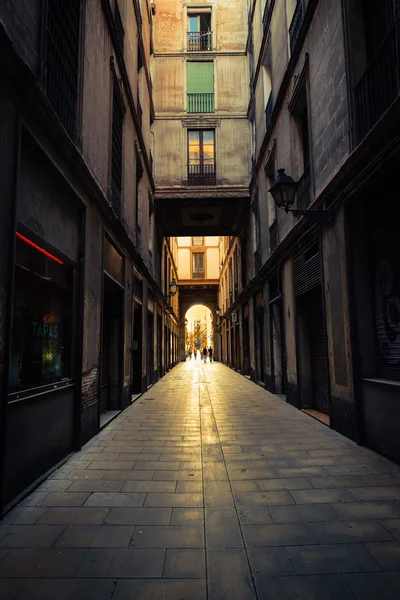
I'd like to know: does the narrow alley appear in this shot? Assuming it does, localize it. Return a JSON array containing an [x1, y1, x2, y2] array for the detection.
[[1, 361, 400, 599]]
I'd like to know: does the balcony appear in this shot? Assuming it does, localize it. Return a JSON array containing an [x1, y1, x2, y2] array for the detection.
[[289, 0, 303, 54], [192, 271, 205, 279], [265, 93, 273, 130], [354, 25, 399, 143], [188, 31, 212, 51], [296, 165, 311, 210], [188, 164, 216, 186], [187, 93, 214, 113]]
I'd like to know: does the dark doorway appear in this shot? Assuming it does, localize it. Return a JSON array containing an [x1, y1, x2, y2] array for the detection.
[[270, 300, 286, 394], [297, 286, 330, 414], [254, 293, 265, 384], [100, 274, 123, 412], [157, 315, 162, 378], [147, 311, 154, 387], [131, 302, 143, 394], [242, 315, 250, 375]]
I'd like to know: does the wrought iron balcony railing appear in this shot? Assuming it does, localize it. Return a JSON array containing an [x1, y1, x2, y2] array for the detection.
[[265, 93, 273, 130], [354, 25, 399, 143], [289, 0, 303, 54], [187, 93, 214, 113], [296, 165, 311, 210], [188, 164, 216, 186], [188, 31, 212, 51], [193, 271, 205, 279]]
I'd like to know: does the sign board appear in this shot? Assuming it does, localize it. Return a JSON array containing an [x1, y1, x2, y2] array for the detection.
[[232, 312, 238, 322]]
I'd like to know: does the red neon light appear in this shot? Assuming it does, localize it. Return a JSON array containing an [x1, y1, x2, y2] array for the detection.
[[16, 232, 64, 265]]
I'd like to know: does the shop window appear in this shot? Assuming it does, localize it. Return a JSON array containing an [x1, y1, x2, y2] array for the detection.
[[8, 233, 74, 396]]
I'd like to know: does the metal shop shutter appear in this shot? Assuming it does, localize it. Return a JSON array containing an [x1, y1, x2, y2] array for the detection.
[[293, 240, 321, 296]]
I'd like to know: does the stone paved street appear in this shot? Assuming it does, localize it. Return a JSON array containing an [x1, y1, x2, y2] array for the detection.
[[1, 361, 400, 599]]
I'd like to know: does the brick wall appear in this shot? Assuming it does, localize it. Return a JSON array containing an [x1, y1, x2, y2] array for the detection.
[[81, 366, 99, 410]]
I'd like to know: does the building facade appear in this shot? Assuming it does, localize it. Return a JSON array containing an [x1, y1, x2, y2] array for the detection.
[[218, 0, 400, 463], [0, 0, 180, 515]]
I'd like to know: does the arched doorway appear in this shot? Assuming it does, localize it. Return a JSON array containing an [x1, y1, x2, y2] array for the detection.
[[182, 304, 216, 362]]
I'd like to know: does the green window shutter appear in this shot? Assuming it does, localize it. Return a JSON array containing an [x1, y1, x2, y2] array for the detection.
[[187, 62, 214, 94]]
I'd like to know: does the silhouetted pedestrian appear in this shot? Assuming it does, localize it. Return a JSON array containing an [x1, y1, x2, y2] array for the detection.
[[208, 346, 213, 362], [202, 346, 208, 363]]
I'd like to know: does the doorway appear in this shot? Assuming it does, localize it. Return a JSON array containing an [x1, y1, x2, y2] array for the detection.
[[100, 274, 123, 412], [131, 302, 143, 394], [270, 300, 286, 394], [147, 310, 154, 387]]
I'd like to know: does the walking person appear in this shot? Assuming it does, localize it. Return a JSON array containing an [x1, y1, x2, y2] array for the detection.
[[194, 348, 197, 361], [208, 346, 213, 362], [202, 346, 208, 363]]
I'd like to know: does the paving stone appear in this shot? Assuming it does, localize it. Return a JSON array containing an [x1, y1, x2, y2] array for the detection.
[[287, 543, 381, 575], [345, 572, 400, 599], [257, 477, 313, 491], [104, 508, 172, 526], [247, 546, 294, 577], [36, 480, 72, 492], [16, 579, 116, 600], [234, 491, 294, 507], [171, 508, 204, 526], [379, 520, 400, 540], [2, 508, 47, 525], [87, 461, 135, 470], [122, 481, 176, 493], [275, 467, 328, 478], [144, 493, 203, 507], [77, 548, 164, 577], [56, 525, 134, 548], [242, 523, 319, 547], [113, 579, 206, 600], [228, 468, 278, 480], [65, 470, 107, 480], [312, 520, 395, 543], [67, 480, 124, 493], [237, 507, 272, 525], [207, 548, 256, 600], [346, 487, 400, 501], [176, 481, 203, 493], [204, 480, 233, 508], [103, 470, 155, 480], [163, 549, 206, 578], [231, 480, 259, 492], [269, 504, 339, 523], [0, 579, 26, 600], [254, 574, 356, 599], [365, 542, 400, 570], [37, 507, 109, 525], [131, 525, 204, 548], [84, 492, 146, 507], [333, 501, 400, 520], [290, 488, 355, 504], [308, 476, 366, 488], [0, 525, 64, 548], [0, 548, 87, 577], [153, 470, 201, 481], [205, 508, 243, 548]]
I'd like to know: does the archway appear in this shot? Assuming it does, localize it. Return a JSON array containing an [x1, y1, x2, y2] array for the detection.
[[184, 305, 214, 362]]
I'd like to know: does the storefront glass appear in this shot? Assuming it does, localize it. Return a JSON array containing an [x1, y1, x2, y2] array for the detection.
[[8, 234, 74, 395]]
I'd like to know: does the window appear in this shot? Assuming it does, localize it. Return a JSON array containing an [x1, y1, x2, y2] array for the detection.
[[192, 237, 204, 246], [187, 62, 214, 113], [192, 252, 205, 278], [8, 233, 74, 396], [111, 60, 126, 214], [188, 130, 216, 186], [290, 82, 311, 210], [188, 13, 212, 51], [45, 0, 81, 138]]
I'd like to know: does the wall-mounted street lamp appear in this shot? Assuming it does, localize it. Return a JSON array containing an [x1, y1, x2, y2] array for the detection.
[[169, 278, 178, 296], [269, 169, 332, 224]]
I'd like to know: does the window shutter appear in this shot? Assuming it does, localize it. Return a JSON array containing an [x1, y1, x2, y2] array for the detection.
[[187, 62, 214, 94]]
